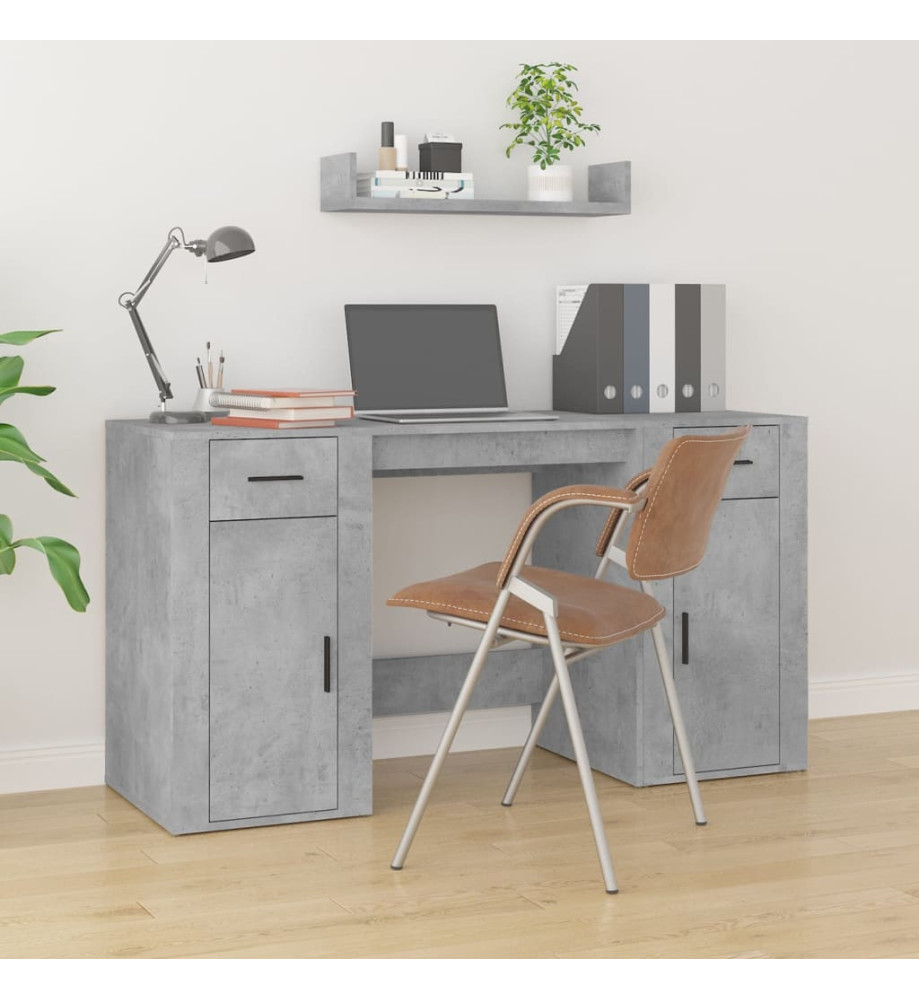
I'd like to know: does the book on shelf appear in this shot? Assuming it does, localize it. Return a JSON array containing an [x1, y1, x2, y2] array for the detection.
[[221, 404, 354, 422], [358, 170, 473, 182], [210, 388, 355, 411], [357, 173, 474, 200], [211, 416, 337, 429], [364, 185, 474, 200]]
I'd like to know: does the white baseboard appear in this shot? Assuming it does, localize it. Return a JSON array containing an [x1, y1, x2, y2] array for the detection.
[[5, 675, 919, 795], [372, 706, 531, 760], [0, 743, 104, 795], [809, 671, 919, 719], [0, 710, 531, 795]]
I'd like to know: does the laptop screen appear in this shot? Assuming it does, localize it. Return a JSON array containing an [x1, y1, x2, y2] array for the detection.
[[345, 304, 509, 411]]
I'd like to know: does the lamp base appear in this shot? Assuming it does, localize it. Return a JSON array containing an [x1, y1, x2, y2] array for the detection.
[[149, 409, 210, 424]]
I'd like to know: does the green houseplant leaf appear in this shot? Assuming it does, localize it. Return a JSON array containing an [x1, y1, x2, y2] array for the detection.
[[0, 423, 76, 496], [1, 329, 88, 611], [6, 534, 90, 612], [0, 513, 14, 575], [0, 329, 60, 346]]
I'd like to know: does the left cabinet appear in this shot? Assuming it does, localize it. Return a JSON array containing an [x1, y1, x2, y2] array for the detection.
[[105, 423, 372, 835]]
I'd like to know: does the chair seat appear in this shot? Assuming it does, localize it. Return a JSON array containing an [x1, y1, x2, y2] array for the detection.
[[388, 562, 665, 647]]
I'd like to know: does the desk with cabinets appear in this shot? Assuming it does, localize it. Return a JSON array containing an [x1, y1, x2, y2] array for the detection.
[[105, 411, 806, 835]]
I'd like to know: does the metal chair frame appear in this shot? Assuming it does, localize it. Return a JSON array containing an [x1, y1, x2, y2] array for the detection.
[[390, 484, 706, 894]]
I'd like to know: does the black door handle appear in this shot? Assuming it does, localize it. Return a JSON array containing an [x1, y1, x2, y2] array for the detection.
[[681, 612, 689, 665], [733, 459, 753, 466], [247, 474, 305, 482], [323, 635, 331, 693]]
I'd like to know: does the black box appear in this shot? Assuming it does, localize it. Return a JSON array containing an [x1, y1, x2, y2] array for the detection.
[[419, 142, 462, 173]]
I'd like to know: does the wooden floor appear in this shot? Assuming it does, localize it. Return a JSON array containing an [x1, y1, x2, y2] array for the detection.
[[2, 712, 919, 958]]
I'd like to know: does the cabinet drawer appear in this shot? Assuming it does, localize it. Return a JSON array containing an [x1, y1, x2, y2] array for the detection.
[[210, 438, 337, 520], [675, 424, 778, 499]]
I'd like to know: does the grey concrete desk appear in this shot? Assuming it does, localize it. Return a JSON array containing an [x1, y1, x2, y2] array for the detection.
[[106, 411, 806, 834]]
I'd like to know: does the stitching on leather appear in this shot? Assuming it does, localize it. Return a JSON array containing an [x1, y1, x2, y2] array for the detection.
[[595, 469, 652, 556], [496, 487, 635, 587], [631, 431, 748, 579], [388, 596, 665, 642]]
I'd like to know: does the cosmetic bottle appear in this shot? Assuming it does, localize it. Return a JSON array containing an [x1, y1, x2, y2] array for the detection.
[[379, 121, 396, 170]]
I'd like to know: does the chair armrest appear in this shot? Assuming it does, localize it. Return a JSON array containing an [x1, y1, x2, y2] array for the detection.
[[496, 485, 641, 588], [594, 468, 652, 557]]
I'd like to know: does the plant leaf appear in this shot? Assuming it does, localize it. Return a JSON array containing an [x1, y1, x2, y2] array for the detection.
[[0, 329, 60, 346], [11, 535, 90, 611], [0, 385, 56, 406], [0, 422, 45, 463], [0, 424, 76, 496], [22, 461, 77, 497], [0, 515, 14, 574], [0, 355, 24, 389]]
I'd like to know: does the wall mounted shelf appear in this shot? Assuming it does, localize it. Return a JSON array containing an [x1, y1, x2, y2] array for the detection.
[[320, 153, 631, 217]]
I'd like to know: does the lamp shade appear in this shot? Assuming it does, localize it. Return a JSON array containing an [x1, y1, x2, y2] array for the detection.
[[205, 226, 255, 263]]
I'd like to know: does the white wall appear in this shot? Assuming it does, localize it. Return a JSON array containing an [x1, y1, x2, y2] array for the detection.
[[1, 40, 917, 790]]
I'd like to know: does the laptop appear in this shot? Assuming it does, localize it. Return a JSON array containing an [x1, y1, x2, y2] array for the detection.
[[344, 304, 559, 424]]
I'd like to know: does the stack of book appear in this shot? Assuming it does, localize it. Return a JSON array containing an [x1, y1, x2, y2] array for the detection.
[[209, 388, 356, 429], [357, 170, 474, 200]]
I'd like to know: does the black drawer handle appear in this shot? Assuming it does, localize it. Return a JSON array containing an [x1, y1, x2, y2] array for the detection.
[[733, 459, 753, 466], [247, 474, 304, 482], [681, 612, 689, 665], [323, 636, 331, 693]]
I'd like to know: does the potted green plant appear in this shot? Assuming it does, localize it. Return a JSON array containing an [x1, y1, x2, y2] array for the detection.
[[500, 62, 601, 202], [0, 329, 89, 612]]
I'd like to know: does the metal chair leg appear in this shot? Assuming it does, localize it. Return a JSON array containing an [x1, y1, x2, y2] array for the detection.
[[391, 590, 511, 871], [649, 621, 707, 826], [502, 645, 595, 807], [502, 674, 560, 806], [544, 614, 618, 894]]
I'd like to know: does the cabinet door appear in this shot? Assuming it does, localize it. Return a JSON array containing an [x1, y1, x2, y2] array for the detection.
[[209, 517, 338, 822], [672, 498, 780, 774]]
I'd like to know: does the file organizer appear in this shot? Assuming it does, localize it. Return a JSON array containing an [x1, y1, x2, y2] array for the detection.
[[553, 283, 726, 414]]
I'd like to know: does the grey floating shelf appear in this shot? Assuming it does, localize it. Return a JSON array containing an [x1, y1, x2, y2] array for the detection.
[[320, 153, 630, 217]]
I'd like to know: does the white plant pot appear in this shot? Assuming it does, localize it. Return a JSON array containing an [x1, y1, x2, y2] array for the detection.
[[527, 164, 573, 202]]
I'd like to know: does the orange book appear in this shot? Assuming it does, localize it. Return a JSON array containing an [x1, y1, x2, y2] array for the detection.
[[211, 389, 356, 411], [221, 404, 353, 422], [229, 387, 356, 397], [211, 416, 341, 429]]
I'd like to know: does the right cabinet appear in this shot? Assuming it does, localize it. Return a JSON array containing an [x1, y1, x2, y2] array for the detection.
[[672, 496, 780, 775], [639, 419, 807, 786], [535, 416, 807, 788]]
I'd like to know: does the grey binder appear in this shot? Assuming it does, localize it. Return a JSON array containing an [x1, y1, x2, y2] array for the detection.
[[622, 284, 650, 413], [675, 284, 701, 413], [553, 284, 624, 414]]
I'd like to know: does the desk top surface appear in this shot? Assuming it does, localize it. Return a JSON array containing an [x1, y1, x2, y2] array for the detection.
[[108, 410, 806, 439]]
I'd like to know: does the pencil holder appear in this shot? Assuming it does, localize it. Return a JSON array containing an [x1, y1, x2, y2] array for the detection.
[[193, 388, 228, 416]]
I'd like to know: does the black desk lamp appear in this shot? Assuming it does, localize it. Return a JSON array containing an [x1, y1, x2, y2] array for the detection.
[[118, 225, 255, 423]]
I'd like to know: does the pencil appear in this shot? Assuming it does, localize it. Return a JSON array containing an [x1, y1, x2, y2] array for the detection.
[[207, 341, 213, 387], [217, 350, 225, 389]]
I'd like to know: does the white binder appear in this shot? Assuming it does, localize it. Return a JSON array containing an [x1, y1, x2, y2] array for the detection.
[[649, 284, 676, 413], [700, 285, 726, 411]]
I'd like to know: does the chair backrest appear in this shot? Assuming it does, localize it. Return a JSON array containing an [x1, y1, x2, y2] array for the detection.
[[625, 426, 750, 581]]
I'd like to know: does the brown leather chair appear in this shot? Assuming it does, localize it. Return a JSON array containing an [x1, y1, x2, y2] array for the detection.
[[388, 426, 751, 893]]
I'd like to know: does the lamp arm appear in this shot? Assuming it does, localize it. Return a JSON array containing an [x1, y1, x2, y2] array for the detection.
[[123, 301, 172, 405], [117, 227, 198, 407]]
